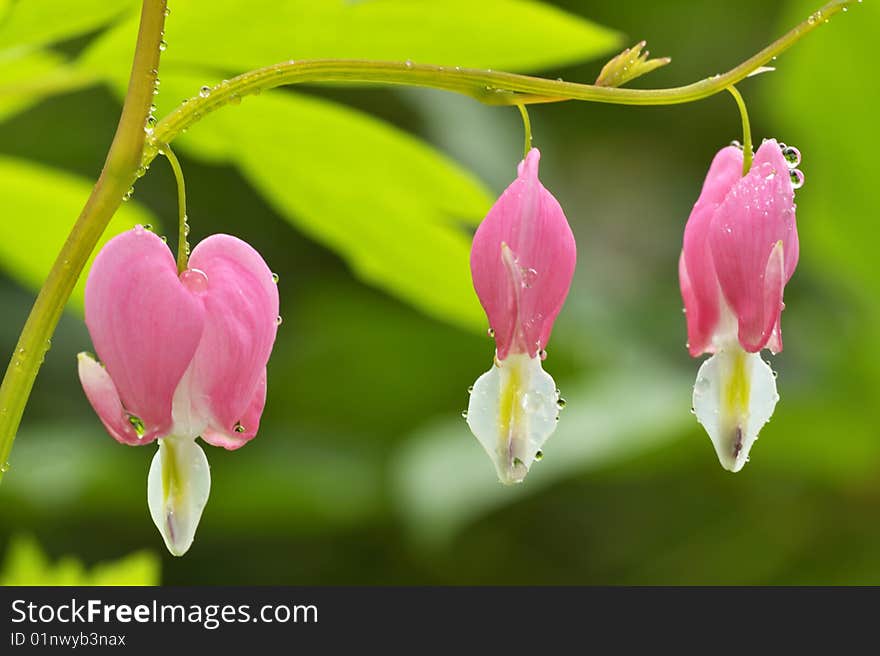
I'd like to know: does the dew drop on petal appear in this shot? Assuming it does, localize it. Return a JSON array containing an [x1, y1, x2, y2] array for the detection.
[[789, 169, 805, 189], [180, 268, 209, 295]]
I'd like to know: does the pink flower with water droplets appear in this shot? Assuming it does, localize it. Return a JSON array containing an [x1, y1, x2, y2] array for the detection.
[[679, 139, 802, 472], [78, 226, 279, 555], [466, 148, 576, 484]]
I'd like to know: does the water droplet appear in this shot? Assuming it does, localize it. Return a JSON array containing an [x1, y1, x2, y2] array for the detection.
[[729, 140, 742, 149], [404, 59, 414, 69], [180, 268, 209, 294], [539, 349, 548, 361], [271, 272, 280, 284], [781, 145, 801, 167], [123, 187, 134, 201], [234, 421, 246, 434], [146, 115, 157, 127], [128, 414, 146, 438], [143, 223, 153, 231], [150, 103, 157, 113], [534, 450, 543, 461], [556, 397, 566, 409], [164, 7, 171, 16], [487, 327, 495, 338], [161, 236, 168, 243], [275, 315, 283, 326], [789, 169, 805, 189], [461, 411, 468, 419], [467, 385, 474, 394], [159, 40, 168, 51], [199, 85, 211, 98], [521, 267, 538, 288], [0, 462, 9, 473]]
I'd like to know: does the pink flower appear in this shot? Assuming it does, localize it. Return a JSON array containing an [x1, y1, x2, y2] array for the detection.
[[78, 226, 279, 554], [466, 149, 576, 484], [679, 139, 803, 472], [470, 148, 576, 360], [679, 139, 799, 356]]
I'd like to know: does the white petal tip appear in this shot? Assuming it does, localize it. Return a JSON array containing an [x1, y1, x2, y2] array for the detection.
[[466, 353, 560, 485], [147, 437, 211, 557], [693, 349, 779, 473]]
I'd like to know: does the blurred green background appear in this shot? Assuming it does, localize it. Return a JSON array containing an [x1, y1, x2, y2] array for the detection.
[[1, 0, 877, 585]]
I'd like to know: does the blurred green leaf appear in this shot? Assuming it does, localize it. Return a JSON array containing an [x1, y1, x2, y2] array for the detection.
[[768, 1, 876, 308], [82, 0, 620, 78], [0, 156, 157, 311], [0, 50, 95, 123], [0, 0, 136, 52], [392, 360, 691, 545], [0, 534, 159, 585]]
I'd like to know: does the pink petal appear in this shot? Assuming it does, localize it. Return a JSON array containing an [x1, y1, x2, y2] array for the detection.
[[84, 227, 206, 442], [184, 235, 279, 442], [201, 369, 266, 450], [470, 149, 576, 359], [77, 352, 144, 445], [679, 146, 743, 356], [709, 140, 797, 353]]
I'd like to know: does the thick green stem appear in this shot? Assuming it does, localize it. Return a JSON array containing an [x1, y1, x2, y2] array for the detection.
[[0, 0, 167, 482], [144, 0, 854, 162], [727, 86, 753, 175]]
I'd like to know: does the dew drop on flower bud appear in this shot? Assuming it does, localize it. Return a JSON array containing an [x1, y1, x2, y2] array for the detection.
[[180, 268, 209, 295], [789, 169, 805, 189], [487, 327, 495, 338], [234, 422, 246, 434], [271, 272, 280, 284], [127, 414, 146, 438], [534, 450, 544, 461], [781, 145, 801, 167], [275, 315, 283, 326]]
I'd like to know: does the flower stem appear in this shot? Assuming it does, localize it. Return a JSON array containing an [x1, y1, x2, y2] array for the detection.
[[143, 0, 855, 162], [516, 104, 532, 159], [161, 144, 189, 273], [0, 0, 167, 483], [726, 86, 753, 175]]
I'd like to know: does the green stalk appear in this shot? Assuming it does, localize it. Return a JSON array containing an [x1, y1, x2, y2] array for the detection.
[[144, 0, 854, 162], [727, 86, 754, 175], [0, 0, 167, 482]]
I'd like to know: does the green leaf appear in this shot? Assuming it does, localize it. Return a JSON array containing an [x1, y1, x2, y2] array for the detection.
[[0, 0, 137, 53], [392, 361, 691, 545], [0, 156, 158, 311], [0, 49, 95, 123], [81, 0, 620, 78], [0, 534, 159, 586], [767, 1, 876, 306]]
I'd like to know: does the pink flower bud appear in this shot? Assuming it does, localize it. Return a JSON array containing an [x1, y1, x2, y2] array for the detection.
[[470, 148, 576, 360], [679, 139, 799, 356], [466, 149, 575, 484]]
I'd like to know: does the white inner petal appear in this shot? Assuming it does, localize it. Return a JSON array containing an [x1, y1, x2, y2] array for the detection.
[[466, 353, 559, 485], [147, 435, 211, 556], [692, 347, 779, 472]]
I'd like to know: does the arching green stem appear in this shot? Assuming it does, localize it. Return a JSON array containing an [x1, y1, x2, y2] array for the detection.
[[727, 86, 753, 175], [161, 144, 189, 273], [143, 0, 855, 163]]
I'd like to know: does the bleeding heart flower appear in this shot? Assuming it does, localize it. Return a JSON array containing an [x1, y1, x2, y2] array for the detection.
[[466, 148, 576, 484], [78, 226, 278, 555], [679, 139, 802, 472]]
